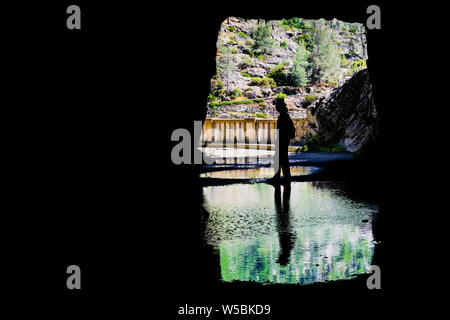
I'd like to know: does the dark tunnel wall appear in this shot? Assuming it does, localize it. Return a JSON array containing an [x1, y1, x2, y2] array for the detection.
[[8, 0, 424, 315]]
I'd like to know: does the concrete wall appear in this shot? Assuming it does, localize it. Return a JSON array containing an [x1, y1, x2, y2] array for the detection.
[[201, 118, 309, 145]]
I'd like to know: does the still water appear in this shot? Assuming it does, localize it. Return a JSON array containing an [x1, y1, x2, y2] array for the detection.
[[200, 167, 313, 179], [202, 181, 378, 285]]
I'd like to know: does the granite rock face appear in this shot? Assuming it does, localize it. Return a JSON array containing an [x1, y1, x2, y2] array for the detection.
[[306, 69, 378, 152]]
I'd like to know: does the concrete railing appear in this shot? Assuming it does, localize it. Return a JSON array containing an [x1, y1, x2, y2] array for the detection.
[[201, 117, 309, 146]]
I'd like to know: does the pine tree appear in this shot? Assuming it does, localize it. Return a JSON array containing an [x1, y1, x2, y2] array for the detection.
[[310, 20, 340, 84], [217, 47, 237, 94], [291, 41, 309, 87], [252, 20, 274, 54]]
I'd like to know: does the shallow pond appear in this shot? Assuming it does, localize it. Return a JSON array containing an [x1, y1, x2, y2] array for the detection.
[[200, 167, 314, 179], [201, 147, 275, 165], [202, 181, 378, 285]]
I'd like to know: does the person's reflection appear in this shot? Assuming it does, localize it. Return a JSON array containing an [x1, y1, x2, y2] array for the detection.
[[274, 183, 296, 266]]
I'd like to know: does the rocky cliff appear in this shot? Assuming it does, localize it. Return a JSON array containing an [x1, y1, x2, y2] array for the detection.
[[207, 17, 368, 119], [306, 69, 378, 152], [205, 16, 378, 152]]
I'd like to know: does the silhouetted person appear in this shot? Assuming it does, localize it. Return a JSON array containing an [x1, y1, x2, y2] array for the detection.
[[274, 184, 295, 266], [271, 98, 295, 183]]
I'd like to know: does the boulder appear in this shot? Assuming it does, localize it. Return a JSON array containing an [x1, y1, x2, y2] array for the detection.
[[262, 56, 285, 66], [306, 69, 378, 152], [261, 87, 272, 97], [244, 87, 264, 99], [246, 67, 267, 78], [273, 86, 299, 96]]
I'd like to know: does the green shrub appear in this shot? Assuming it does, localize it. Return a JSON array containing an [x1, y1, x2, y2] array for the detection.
[[255, 112, 267, 119], [275, 92, 286, 100], [313, 144, 347, 153], [282, 17, 305, 30], [212, 87, 225, 99], [304, 94, 318, 105], [239, 56, 254, 68], [263, 77, 276, 87], [231, 88, 243, 99], [295, 34, 313, 51], [327, 79, 338, 87], [217, 43, 228, 54], [250, 77, 262, 85], [349, 26, 358, 35], [345, 69, 354, 77], [208, 93, 217, 102], [281, 24, 293, 31], [252, 20, 275, 54], [209, 79, 226, 101], [250, 77, 276, 87], [237, 31, 247, 37], [267, 64, 290, 86], [295, 145, 309, 153], [241, 72, 251, 77], [305, 135, 348, 153], [330, 143, 347, 152], [256, 54, 267, 61], [209, 99, 264, 107], [244, 48, 255, 57], [345, 60, 367, 77], [228, 26, 236, 32], [280, 41, 287, 48], [341, 56, 350, 67], [245, 39, 255, 47], [351, 59, 366, 71]]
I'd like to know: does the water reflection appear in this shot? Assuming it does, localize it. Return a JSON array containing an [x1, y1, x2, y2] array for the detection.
[[201, 147, 274, 165], [274, 184, 295, 266], [200, 167, 312, 179], [202, 182, 377, 285]]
